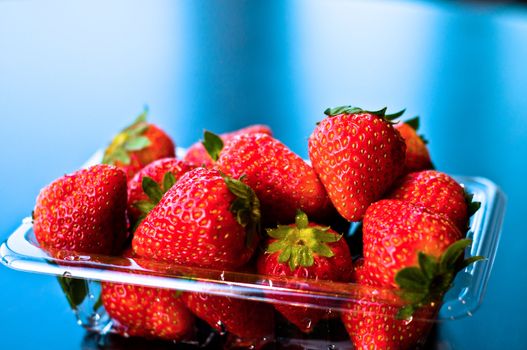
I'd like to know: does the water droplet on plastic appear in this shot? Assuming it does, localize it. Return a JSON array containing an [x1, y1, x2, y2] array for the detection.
[[76, 319, 82, 325], [62, 271, 72, 278], [304, 318, 312, 330], [403, 316, 413, 325], [216, 320, 227, 336], [93, 313, 100, 321], [89, 293, 95, 299], [447, 305, 452, 311], [467, 311, 473, 317], [220, 271, 225, 281], [328, 345, 336, 350]]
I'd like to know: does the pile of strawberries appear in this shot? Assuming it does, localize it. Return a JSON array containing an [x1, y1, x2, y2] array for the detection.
[[32, 106, 481, 349]]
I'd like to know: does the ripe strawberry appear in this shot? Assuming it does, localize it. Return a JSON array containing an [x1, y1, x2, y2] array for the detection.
[[257, 211, 353, 333], [309, 106, 406, 222], [132, 167, 260, 270], [216, 132, 334, 225], [181, 293, 275, 342], [387, 170, 471, 231], [33, 164, 127, 255], [363, 199, 482, 317], [184, 124, 273, 167], [342, 267, 436, 350], [394, 117, 433, 173], [102, 282, 194, 341], [127, 157, 194, 228], [103, 110, 175, 179]]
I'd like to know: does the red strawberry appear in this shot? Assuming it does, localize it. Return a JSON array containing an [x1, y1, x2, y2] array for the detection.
[[387, 170, 470, 231], [181, 293, 274, 342], [102, 282, 195, 341], [363, 199, 482, 317], [216, 132, 334, 225], [184, 124, 273, 167], [309, 106, 406, 222], [342, 267, 436, 350], [394, 117, 433, 173], [257, 211, 353, 333], [132, 167, 260, 270], [103, 110, 175, 179], [33, 164, 127, 255], [127, 157, 194, 228]]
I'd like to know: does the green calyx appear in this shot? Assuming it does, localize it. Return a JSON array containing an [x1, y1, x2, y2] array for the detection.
[[222, 174, 261, 248], [102, 108, 152, 165], [266, 211, 341, 271], [323, 105, 406, 122], [395, 239, 484, 319], [405, 116, 420, 130], [202, 130, 224, 162], [132, 172, 177, 231], [464, 191, 481, 218]]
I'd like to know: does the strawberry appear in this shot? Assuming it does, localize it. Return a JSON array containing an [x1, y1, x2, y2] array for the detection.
[[342, 266, 436, 350], [103, 110, 175, 179], [132, 167, 260, 270], [257, 211, 353, 333], [363, 199, 482, 317], [309, 106, 406, 222], [216, 132, 334, 225], [184, 124, 273, 167], [181, 293, 275, 342], [127, 157, 194, 228], [394, 116, 433, 173], [33, 164, 127, 255], [101, 282, 195, 341], [387, 170, 472, 231]]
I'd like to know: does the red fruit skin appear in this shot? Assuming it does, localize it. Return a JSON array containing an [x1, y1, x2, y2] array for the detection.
[[101, 283, 194, 341], [127, 157, 194, 224], [342, 268, 436, 350], [363, 199, 463, 289], [116, 124, 176, 179], [257, 228, 353, 333], [387, 170, 469, 231], [395, 122, 432, 173], [132, 167, 256, 270], [217, 133, 334, 225], [184, 124, 273, 167], [33, 164, 128, 255], [309, 113, 406, 222], [181, 293, 275, 341]]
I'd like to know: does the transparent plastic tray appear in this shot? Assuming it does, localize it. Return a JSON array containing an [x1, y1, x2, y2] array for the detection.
[[0, 158, 506, 348]]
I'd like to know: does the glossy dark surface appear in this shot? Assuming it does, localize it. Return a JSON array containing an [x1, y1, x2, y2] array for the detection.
[[1, 1, 525, 348]]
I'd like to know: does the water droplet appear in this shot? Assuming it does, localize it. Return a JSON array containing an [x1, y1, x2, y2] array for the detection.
[[467, 311, 473, 317], [93, 313, 101, 321], [304, 318, 312, 330], [216, 320, 227, 336], [328, 345, 336, 350], [403, 316, 413, 325], [76, 319, 82, 325], [447, 305, 452, 311], [89, 294, 95, 299], [62, 271, 72, 278]]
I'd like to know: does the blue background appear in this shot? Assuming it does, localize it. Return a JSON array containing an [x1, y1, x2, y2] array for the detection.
[[0, 0, 525, 348]]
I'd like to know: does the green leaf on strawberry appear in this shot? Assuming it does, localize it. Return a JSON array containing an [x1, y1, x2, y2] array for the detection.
[[266, 210, 340, 271], [464, 191, 481, 217], [57, 276, 88, 310], [222, 174, 261, 248], [405, 116, 420, 130], [395, 238, 484, 319], [202, 130, 224, 162], [323, 105, 406, 121], [132, 172, 178, 231], [103, 109, 152, 165]]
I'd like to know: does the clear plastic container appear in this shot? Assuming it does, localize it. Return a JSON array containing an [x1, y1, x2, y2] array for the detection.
[[0, 151, 506, 348]]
